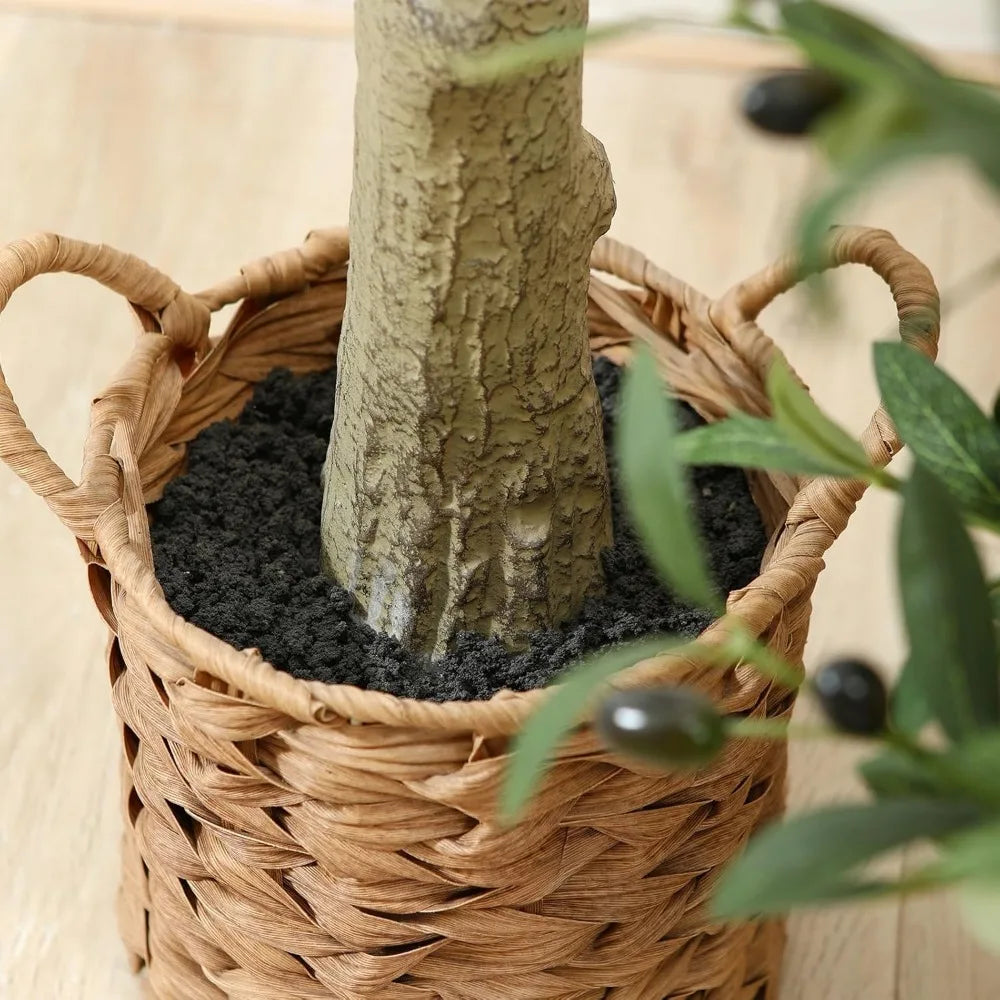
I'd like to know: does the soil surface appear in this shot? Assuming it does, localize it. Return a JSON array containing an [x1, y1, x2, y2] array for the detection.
[[150, 358, 767, 702]]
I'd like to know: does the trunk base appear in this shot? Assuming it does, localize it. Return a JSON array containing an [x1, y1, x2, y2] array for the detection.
[[150, 357, 767, 701]]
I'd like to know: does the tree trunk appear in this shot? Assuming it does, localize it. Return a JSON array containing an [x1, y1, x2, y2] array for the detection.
[[321, 0, 616, 657]]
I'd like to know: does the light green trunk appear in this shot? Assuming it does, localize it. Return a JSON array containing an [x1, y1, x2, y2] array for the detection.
[[321, 0, 616, 656]]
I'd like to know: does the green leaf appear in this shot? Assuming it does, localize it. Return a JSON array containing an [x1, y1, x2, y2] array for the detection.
[[934, 91, 1000, 195], [898, 464, 1000, 740], [937, 820, 1000, 882], [726, 2, 770, 34], [501, 635, 689, 823], [890, 658, 933, 737], [796, 133, 951, 274], [778, 4, 1000, 267], [939, 822, 1000, 954], [454, 6, 762, 84], [767, 356, 875, 476], [712, 798, 983, 918], [958, 882, 1000, 956], [875, 343, 1000, 524], [814, 85, 924, 168], [675, 411, 867, 479], [861, 738, 1000, 808], [860, 748, 944, 800], [780, 2, 942, 87], [451, 18, 654, 84], [797, 113, 1000, 269], [780, 2, 938, 166], [618, 348, 721, 612], [720, 625, 804, 689], [938, 734, 1000, 808]]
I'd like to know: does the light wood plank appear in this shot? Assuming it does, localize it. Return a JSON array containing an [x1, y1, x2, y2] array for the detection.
[[755, 155, 1000, 999], [0, 12, 998, 1000], [0, 16, 357, 1000], [0, 0, 355, 37], [756, 161, 951, 1000], [894, 168, 1000, 1000]]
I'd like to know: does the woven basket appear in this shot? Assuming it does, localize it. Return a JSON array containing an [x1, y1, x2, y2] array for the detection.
[[0, 224, 938, 1000]]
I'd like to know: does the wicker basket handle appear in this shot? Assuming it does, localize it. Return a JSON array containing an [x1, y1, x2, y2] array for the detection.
[[0, 233, 210, 538], [715, 224, 940, 461], [715, 224, 941, 544]]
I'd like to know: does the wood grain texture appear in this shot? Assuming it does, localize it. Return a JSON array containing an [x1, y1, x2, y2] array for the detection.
[[0, 10, 998, 1000]]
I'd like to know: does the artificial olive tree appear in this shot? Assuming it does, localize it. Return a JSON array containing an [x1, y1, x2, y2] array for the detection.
[[321, 0, 616, 656]]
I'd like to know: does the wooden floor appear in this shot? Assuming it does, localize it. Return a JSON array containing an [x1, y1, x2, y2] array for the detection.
[[0, 10, 999, 1000]]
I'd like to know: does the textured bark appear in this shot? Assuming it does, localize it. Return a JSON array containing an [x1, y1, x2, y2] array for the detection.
[[321, 0, 616, 656]]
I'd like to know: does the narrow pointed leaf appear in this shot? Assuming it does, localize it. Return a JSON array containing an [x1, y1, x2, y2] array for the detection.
[[767, 356, 873, 474], [898, 464, 1000, 739], [674, 411, 864, 478], [618, 348, 721, 611], [860, 748, 944, 800], [941, 822, 1000, 955], [861, 739, 1000, 808], [796, 133, 949, 274], [713, 798, 982, 919], [937, 819, 1000, 882], [501, 635, 689, 823], [815, 85, 923, 169], [452, 19, 646, 84], [937, 735, 1000, 808], [890, 657, 932, 736], [780, 2, 941, 86], [959, 883, 1000, 956], [875, 342, 1000, 524], [779, 3, 1000, 266]]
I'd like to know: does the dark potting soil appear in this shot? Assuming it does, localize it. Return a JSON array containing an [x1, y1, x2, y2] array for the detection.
[[149, 358, 767, 702]]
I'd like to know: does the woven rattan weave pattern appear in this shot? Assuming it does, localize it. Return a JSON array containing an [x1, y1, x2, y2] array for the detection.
[[0, 225, 939, 998]]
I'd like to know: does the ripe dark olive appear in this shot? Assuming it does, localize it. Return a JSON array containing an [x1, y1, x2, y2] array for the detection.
[[742, 68, 847, 136], [813, 658, 888, 735], [596, 687, 726, 768], [992, 388, 1000, 426]]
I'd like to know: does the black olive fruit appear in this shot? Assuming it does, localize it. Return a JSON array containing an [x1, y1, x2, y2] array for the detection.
[[742, 68, 848, 136], [813, 657, 888, 735], [992, 387, 1000, 426], [596, 687, 726, 768]]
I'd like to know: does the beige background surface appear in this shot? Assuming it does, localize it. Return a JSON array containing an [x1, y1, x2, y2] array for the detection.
[[41, 0, 998, 51], [0, 8, 999, 1000], [231, 0, 1000, 51]]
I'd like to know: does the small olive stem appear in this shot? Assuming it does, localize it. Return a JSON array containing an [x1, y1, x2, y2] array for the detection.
[[720, 624, 804, 689], [836, 866, 959, 904], [724, 717, 868, 743], [883, 727, 931, 757], [868, 467, 903, 491], [726, 0, 773, 34], [452, 12, 736, 85]]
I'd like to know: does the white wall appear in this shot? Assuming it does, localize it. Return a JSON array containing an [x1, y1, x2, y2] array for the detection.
[[590, 1, 998, 52]]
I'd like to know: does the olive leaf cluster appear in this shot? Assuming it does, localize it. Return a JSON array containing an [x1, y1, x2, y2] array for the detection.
[[506, 343, 1000, 946], [501, 0, 1000, 954]]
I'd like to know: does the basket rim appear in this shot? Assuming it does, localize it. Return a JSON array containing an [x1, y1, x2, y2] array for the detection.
[[0, 225, 941, 735]]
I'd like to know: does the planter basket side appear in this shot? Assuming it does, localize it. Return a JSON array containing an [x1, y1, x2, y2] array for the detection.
[[0, 225, 939, 1000]]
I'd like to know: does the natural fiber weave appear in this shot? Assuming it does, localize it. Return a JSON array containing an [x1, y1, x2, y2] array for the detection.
[[0, 225, 939, 1000]]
